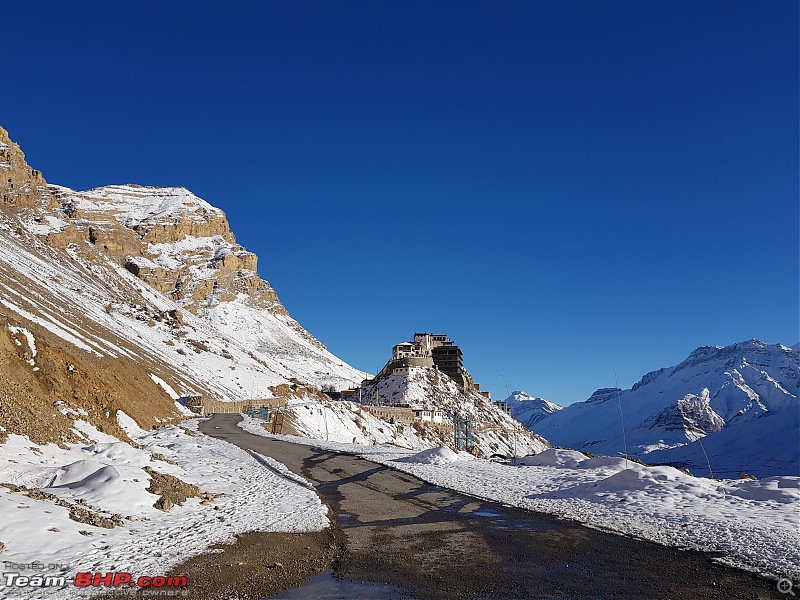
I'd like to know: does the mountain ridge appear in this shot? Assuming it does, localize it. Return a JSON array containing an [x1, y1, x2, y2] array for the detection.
[[503, 391, 564, 428], [525, 339, 799, 477]]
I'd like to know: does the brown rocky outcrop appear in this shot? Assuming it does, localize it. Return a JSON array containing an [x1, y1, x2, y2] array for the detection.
[[0, 125, 288, 317], [0, 125, 51, 211], [135, 213, 235, 245]]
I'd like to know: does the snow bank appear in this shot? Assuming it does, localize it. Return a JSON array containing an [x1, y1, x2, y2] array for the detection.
[[397, 446, 462, 465], [517, 448, 587, 468]]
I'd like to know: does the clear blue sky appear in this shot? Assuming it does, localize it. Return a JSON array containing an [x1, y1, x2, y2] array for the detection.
[[4, 1, 797, 404]]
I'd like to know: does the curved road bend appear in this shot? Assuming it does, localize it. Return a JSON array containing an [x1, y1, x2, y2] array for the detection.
[[200, 414, 778, 600]]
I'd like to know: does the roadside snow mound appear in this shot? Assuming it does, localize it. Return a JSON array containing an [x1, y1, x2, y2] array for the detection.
[[727, 477, 800, 504], [517, 448, 587, 468], [398, 446, 461, 465], [580, 456, 631, 470], [588, 465, 698, 493]]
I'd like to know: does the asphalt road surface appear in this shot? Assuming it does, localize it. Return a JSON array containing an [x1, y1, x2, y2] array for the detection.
[[200, 414, 780, 600]]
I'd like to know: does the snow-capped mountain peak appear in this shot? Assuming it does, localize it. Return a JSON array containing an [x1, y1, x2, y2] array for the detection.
[[504, 391, 564, 428]]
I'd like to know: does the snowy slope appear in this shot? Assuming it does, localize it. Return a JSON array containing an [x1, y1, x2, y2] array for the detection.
[[0, 220, 294, 401], [504, 391, 563, 428], [531, 340, 799, 477], [1, 184, 366, 399], [204, 298, 364, 392], [362, 368, 549, 458]]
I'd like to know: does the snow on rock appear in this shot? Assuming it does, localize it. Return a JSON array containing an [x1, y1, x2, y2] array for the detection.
[[8, 325, 36, 359], [62, 185, 223, 227], [116, 410, 149, 438], [149, 373, 179, 399]]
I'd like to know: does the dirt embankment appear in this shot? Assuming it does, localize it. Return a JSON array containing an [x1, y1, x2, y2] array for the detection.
[[0, 315, 183, 446]]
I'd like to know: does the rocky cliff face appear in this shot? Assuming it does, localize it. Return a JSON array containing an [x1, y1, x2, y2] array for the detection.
[[0, 126, 288, 321], [0, 126, 51, 211], [44, 183, 288, 319]]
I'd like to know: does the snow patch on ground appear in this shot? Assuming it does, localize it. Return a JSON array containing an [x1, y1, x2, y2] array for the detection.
[[0, 419, 328, 599], [149, 373, 179, 400], [8, 325, 36, 361], [116, 410, 149, 438]]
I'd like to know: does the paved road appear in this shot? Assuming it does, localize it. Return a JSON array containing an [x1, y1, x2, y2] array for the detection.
[[200, 414, 779, 600]]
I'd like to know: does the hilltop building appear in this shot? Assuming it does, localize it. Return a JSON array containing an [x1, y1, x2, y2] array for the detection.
[[373, 332, 491, 402]]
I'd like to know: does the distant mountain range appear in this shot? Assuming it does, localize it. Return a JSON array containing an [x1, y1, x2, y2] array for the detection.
[[507, 340, 799, 477], [505, 391, 563, 426]]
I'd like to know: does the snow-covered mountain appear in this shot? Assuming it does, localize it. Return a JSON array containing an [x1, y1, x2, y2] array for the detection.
[[0, 123, 534, 460], [504, 391, 563, 428], [0, 123, 376, 449], [530, 340, 799, 477], [46, 182, 367, 393], [1, 125, 365, 400]]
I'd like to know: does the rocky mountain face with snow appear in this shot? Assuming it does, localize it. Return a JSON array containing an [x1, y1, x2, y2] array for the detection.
[[528, 340, 799, 477], [0, 124, 367, 445], [504, 391, 563, 428], [0, 124, 536, 461]]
